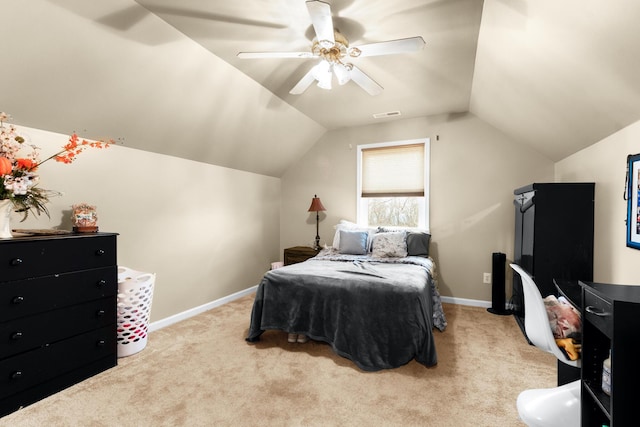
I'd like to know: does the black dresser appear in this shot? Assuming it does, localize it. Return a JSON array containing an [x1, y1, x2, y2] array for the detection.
[[0, 233, 118, 416]]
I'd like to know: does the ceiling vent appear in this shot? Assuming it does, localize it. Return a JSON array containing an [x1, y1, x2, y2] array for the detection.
[[373, 111, 401, 119]]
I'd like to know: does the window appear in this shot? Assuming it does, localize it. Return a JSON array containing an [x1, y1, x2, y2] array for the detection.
[[357, 139, 429, 229]]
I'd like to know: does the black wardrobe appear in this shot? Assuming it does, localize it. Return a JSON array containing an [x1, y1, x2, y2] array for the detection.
[[511, 183, 595, 333]]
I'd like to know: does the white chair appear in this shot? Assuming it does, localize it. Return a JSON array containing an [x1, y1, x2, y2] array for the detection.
[[510, 263, 581, 427]]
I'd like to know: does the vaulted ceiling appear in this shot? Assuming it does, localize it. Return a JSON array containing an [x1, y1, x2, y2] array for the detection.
[[136, 0, 484, 131], [2, 0, 640, 176]]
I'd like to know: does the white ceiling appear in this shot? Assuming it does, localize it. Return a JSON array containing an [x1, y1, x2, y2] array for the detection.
[[135, 0, 484, 130], [135, 0, 640, 161], [2, 0, 640, 175]]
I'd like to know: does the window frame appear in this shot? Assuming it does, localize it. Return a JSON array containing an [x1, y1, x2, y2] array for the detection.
[[356, 138, 430, 229]]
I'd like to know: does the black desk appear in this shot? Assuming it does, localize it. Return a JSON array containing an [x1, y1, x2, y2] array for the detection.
[[552, 279, 582, 385], [554, 279, 583, 308], [556, 279, 640, 425]]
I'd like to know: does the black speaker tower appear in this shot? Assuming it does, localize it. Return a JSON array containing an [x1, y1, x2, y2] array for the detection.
[[487, 252, 510, 315]]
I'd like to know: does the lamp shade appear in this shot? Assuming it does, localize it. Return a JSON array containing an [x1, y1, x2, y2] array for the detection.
[[308, 194, 326, 212]]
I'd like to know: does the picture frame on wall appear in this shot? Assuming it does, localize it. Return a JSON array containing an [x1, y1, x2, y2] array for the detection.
[[627, 153, 640, 250]]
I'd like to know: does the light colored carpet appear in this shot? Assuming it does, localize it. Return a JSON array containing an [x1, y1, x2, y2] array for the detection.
[[1, 294, 555, 426]]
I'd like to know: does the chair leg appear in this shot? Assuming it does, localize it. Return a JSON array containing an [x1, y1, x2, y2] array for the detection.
[[517, 380, 580, 427]]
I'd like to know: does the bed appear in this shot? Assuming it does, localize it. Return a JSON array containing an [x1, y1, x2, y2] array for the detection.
[[246, 224, 447, 371]]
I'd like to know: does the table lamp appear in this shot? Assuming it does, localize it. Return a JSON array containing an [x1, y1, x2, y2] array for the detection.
[[308, 194, 326, 250]]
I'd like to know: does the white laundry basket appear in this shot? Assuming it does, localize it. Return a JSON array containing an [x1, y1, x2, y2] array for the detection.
[[117, 266, 155, 357]]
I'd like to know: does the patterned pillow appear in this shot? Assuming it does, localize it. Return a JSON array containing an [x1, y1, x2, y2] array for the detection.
[[371, 231, 408, 258]]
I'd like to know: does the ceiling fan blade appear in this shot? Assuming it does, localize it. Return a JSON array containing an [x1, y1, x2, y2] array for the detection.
[[350, 65, 383, 96], [306, 1, 335, 47], [350, 37, 426, 57], [237, 51, 315, 59], [289, 68, 317, 95]]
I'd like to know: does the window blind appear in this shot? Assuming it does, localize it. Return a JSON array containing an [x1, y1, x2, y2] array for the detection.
[[361, 143, 425, 197]]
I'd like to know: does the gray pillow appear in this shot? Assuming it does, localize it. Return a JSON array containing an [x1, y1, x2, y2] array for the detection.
[[339, 230, 369, 255], [406, 232, 430, 257]]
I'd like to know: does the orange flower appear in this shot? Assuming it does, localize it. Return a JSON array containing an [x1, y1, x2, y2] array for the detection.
[[50, 134, 110, 165], [16, 158, 37, 171], [0, 157, 11, 175]]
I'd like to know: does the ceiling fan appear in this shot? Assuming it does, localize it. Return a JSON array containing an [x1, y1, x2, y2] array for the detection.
[[237, 0, 426, 96]]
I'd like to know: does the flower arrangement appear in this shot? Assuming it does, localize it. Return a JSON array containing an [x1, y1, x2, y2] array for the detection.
[[0, 112, 111, 221]]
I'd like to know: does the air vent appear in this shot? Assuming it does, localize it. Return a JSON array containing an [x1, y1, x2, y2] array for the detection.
[[373, 111, 401, 119]]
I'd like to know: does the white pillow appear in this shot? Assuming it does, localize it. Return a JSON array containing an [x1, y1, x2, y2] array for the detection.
[[371, 231, 408, 258]]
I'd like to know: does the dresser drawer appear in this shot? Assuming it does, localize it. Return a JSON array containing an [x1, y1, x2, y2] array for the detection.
[[584, 289, 613, 337], [0, 235, 117, 282], [0, 325, 116, 400], [0, 267, 116, 323], [0, 298, 116, 359]]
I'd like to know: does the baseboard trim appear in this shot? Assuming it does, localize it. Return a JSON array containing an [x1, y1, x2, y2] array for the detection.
[[149, 288, 493, 332], [440, 296, 492, 308], [148, 285, 258, 333]]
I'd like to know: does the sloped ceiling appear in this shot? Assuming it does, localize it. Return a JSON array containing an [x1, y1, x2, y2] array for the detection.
[[2, 0, 640, 176], [135, 0, 640, 161], [472, 0, 640, 161], [0, 0, 325, 177]]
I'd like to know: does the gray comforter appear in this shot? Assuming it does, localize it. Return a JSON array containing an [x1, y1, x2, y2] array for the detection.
[[246, 251, 447, 371]]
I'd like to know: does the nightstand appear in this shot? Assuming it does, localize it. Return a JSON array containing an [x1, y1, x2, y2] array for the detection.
[[284, 246, 320, 265]]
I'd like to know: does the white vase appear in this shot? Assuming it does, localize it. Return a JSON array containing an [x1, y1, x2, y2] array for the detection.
[[0, 199, 14, 239]]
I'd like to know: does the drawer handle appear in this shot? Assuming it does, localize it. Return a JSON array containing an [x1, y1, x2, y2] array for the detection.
[[95, 249, 105, 256], [97, 279, 107, 287], [97, 339, 106, 347], [11, 296, 25, 304], [11, 331, 23, 340], [11, 371, 23, 380], [96, 310, 106, 317], [585, 306, 611, 317], [10, 258, 23, 267]]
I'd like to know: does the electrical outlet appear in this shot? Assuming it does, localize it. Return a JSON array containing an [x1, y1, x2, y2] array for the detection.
[[483, 272, 492, 284]]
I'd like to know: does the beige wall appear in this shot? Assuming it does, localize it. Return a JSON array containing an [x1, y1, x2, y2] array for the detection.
[[11, 125, 281, 322], [281, 112, 554, 302], [555, 119, 640, 285]]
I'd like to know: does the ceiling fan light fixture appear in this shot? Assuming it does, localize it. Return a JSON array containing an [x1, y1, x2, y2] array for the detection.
[[334, 63, 352, 85], [348, 47, 362, 58], [318, 39, 335, 49], [311, 60, 331, 79], [237, 1, 424, 97], [317, 68, 333, 90]]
